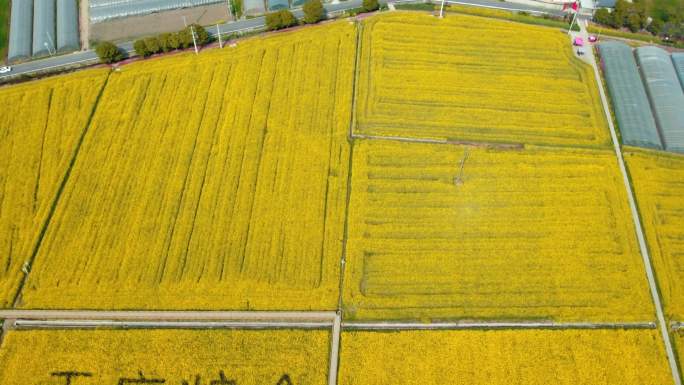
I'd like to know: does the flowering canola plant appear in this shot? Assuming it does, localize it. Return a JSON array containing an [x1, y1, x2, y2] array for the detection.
[[625, 148, 684, 321], [343, 140, 653, 321], [339, 329, 673, 384], [19, 22, 355, 310], [0, 329, 329, 385], [355, 13, 609, 147], [0, 70, 109, 307]]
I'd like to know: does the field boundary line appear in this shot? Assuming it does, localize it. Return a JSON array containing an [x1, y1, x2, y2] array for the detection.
[[0, 310, 337, 322], [11, 74, 112, 308], [11, 320, 332, 330], [587, 32, 682, 385], [342, 321, 657, 330], [328, 313, 342, 385]]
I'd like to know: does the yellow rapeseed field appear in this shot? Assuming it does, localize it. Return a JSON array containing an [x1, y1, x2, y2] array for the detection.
[[355, 13, 609, 147], [625, 149, 684, 320], [19, 22, 355, 310], [339, 329, 673, 384], [0, 70, 109, 308], [0, 329, 329, 385], [343, 140, 652, 321]]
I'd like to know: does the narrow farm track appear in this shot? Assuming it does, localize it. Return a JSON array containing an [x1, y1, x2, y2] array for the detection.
[[581, 17, 683, 385]]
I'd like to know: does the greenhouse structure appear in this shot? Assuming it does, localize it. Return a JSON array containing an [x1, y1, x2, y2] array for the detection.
[[89, 0, 225, 23], [57, 0, 81, 53], [8, 0, 80, 62], [673, 53, 684, 90], [244, 0, 267, 15], [268, 0, 291, 11], [7, 1, 33, 62], [636, 46, 684, 154], [598, 42, 661, 149], [32, 0, 57, 57]]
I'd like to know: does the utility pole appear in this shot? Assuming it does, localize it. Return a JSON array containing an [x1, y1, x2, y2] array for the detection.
[[568, 2, 579, 34], [439, 0, 446, 18], [191, 24, 199, 54], [183, 15, 188, 27], [217, 24, 223, 48]]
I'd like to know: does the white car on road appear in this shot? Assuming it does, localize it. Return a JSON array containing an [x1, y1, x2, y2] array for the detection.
[[0, 66, 11, 74]]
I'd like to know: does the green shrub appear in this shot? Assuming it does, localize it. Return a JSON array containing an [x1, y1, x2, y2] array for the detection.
[[266, 9, 297, 30], [362, 0, 379, 12], [133, 39, 150, 57], [95, 41, 124, 64], [144, 37, 161, 54], [303, 0, 325, 24]]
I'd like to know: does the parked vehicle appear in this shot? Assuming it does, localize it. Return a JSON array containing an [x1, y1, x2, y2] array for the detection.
[[0, 66, 11, 74]]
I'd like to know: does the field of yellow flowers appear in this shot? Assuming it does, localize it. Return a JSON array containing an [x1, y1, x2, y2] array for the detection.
[[0, 329, 330, 385], [342, 140, 652, 321], [339, 329, 673, 384], [0, 70, 109, 308], [355, 13, 609, 147], [625, 149, 684, 321], [18, 22, 355, 310]]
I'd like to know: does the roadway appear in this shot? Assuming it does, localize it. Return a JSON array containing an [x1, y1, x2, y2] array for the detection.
[[0, 0, 561, 82]]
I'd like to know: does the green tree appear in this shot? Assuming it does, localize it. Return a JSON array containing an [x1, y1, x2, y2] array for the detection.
[[144, 37, 161, 54], [303, 0, 325, 24], [647, 18, 664, 35], [158, 33, 172, 52], [230, 0, 243, 18], [278, 9, 297, 28], [593, 8, 612, 26], [362, 0, 379, 12], [189, 24, 211, 45], [167, 33, 181, 50], [266, 11, 282, 30], [133, 39, 150, 57], [177, 28, 194, 48], [626, 12, 642, 32], [95, 41, 124, 64], [266, 9, 297, 30]]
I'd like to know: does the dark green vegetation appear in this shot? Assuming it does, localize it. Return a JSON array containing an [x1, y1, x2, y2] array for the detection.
[[0, 0, 8, 62], [132, 24, 210, 58], [593, 0, 683, 44], [95, 42, 125, 64], [266, 9, 297, 30], [303, 0, 325, 24]]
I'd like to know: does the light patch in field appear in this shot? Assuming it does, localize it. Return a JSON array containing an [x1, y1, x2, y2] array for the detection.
[[0, 70, 109, 307], [343, 140, 652, 321], [625, 149, 684, 320], [20, 23, 354, 310], [339, 329, 673, 384], [0, 329, 329, 385], [355, 13, 609, 147]]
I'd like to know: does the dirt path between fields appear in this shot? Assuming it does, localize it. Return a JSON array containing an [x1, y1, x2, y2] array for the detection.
[[80, 0, 89, 50]]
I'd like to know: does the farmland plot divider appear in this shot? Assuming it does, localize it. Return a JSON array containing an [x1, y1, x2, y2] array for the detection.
[[0, 310, 337, 322], [588, 43, 682, 385], [342, 321, 658, 330], [10, 72, 112, 309]]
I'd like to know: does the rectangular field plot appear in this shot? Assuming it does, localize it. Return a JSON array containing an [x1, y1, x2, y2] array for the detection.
[[0, 329, 329, 385], [19, 22, 355, 310], [339, 329, 673, 384], [355, 13, 609, 147], [0, 70, 109, 308], [342, 140, 652, 321], [625, 150, 684, 320]]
